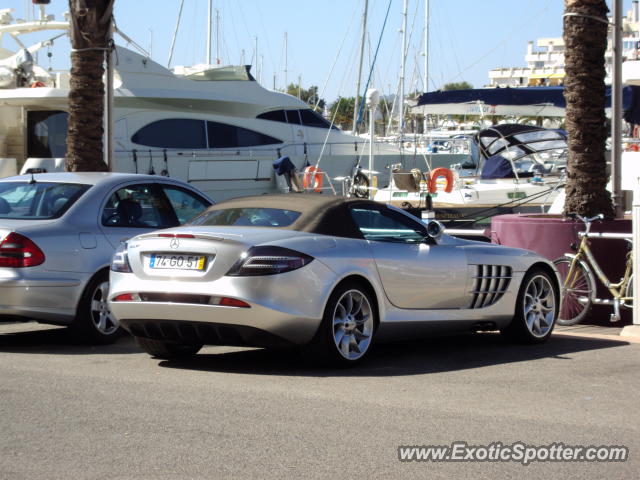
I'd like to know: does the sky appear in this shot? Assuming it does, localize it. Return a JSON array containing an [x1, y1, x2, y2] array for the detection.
[[1, 0, 634, 103]]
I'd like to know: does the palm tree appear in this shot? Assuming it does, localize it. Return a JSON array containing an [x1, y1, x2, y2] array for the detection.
[[562, 0, 614, 217], [65, 0, 114, 172]]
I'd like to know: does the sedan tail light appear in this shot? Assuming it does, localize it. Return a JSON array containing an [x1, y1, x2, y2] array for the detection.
[[111, 242, 132, 273], [226, 246, 313, 276], [0, 232, 45, 268]]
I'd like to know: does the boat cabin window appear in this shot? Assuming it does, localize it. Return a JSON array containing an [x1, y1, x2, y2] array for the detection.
[[131, 119, 281, 149], [285, 110, 301, 125], [257, 109, 337, 130], [131, 119, 207, 149], [256, 110, 287, 123], [206, 121, 281, 147], [299, 109, 336, 129], [27, 110, 69, 158]]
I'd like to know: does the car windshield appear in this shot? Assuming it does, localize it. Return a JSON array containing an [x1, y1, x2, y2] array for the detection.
[[0, 182, 90, 219], [190, 207, 301, 227]]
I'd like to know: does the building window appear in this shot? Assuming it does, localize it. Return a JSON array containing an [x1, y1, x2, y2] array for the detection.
[[27, 110, 69, 158]]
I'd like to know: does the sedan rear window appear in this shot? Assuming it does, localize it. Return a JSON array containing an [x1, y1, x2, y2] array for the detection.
[[190, 207, 301, 227], [0, 182, 90, 219]]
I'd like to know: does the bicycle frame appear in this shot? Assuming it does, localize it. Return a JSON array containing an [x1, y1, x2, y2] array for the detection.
[[562, 228, 633, 321]]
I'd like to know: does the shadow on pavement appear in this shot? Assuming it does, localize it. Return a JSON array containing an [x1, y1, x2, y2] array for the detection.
[[158, 332, 632, 377], [0, 323, 140, 355]]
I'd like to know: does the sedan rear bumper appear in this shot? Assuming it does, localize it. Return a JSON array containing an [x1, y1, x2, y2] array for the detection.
[[0, 276, 82, 324]]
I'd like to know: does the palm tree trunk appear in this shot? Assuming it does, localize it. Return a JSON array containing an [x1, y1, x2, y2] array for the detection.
[[563, 0, 614, 217], [65, 0, 114, 172]]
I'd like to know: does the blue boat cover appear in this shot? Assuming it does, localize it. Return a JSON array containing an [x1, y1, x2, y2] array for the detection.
[[481, 154, 516, 179], [416, 86, 640, 124]]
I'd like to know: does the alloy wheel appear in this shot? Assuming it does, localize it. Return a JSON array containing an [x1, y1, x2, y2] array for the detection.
[[90, 281, 118, 335], [523, 274, 556, 338], [332, 289, 374, 360]]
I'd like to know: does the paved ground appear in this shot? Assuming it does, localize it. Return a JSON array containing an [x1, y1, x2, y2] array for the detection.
[[1, 322, 639, 479]]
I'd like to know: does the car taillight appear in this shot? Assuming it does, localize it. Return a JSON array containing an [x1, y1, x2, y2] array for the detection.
[[0, 232, 45, 268], [111, 241, 132, 273], [226, 246, 313, 276]]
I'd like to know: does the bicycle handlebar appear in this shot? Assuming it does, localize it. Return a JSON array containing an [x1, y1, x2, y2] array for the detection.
[[567, 213, 604, 224]]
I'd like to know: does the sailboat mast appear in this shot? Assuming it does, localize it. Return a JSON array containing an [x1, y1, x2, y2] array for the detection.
[[398, 0, 408, 136], [206, 0, 212, 64], [353, 0, 369, 134], [216, 8, 221, 64], [423, 0, 429, 133], [284, 32, 288, 89], [167, 0, 185, 67]]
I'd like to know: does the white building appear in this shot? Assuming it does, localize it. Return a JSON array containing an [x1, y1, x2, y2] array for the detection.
[[488, 1, 640, 88]]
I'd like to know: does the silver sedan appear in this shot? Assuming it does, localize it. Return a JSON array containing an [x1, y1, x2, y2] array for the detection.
[[0, 172, 213, 343], [109, 194, 560, 365]]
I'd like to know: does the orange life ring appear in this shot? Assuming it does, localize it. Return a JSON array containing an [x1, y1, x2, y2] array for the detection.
[[302, 166, 323, 192], [30, 81, 46, 88], [428, 167, 454, 194]]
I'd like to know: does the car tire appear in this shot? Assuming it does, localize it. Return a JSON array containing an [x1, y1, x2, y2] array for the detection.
[[501, 268, 559, 343], [70, 270, 121, 345], [135, 336, 202, 360], [304, 281, 377, 366]]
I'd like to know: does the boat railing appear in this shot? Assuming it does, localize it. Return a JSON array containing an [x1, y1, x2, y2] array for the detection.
[[113, 139, 406, 164]]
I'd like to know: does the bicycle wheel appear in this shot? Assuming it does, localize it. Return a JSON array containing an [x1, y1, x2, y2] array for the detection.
[[553, 257, 595, 326], [624, 274, 634, 309]]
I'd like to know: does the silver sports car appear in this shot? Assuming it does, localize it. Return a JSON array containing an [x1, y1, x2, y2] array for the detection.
[[109, 195, 560, 364], [0, 172, 213, 344]]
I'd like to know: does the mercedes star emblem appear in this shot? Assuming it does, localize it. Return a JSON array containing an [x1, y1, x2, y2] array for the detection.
[[170, 237, 180, 249]]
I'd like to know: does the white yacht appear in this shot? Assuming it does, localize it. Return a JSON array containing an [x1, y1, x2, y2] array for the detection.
[[0, 8, 437, 200]]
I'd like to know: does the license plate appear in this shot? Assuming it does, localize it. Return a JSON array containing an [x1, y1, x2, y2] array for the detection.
[[149, 254, 206, 270]]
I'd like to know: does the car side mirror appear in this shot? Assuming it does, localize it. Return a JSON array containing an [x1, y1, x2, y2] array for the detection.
[[425, 220, 445, 241]]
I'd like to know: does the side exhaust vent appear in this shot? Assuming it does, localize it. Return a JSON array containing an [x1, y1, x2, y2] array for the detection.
[[469, 264, 512, 309]]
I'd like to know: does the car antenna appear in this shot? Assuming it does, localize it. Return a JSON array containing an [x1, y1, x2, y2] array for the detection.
[[28, 170, 37, 184]]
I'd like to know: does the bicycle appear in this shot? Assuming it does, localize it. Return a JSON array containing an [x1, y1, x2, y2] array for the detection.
[[553, 214, 634, 326]]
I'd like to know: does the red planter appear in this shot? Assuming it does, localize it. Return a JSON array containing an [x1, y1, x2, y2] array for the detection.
[[491, 214, 632, 326]]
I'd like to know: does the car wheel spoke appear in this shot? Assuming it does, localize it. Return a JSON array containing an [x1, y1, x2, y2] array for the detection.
[[522, 274, 556, 338], [90, 281, 118, 335], [346, 294, 355, 316], [340, 335, 351, 356], [331, 289, 374, 361], [350, 293, 363, 315]]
